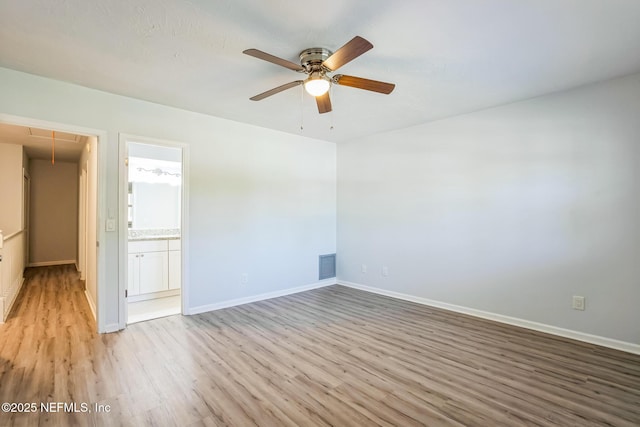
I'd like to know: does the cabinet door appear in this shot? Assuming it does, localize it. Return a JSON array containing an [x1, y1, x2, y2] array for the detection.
[[138, 251, 169, 294], [128, 253, 140, 296], [168, 250, 181, 290]]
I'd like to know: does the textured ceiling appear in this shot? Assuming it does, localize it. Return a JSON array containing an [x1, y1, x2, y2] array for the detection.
[[1, 0, 639, 142]]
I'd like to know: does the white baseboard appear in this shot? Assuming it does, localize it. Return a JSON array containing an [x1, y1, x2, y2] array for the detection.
[[28, 260, 76, 267], [84, 289, 96, 321], [103, 323, 122, 333], [128, 288, 180, 303], [186, 279, 336, 316], [338, 280, 640, 355], [1, 277, 25, 323]]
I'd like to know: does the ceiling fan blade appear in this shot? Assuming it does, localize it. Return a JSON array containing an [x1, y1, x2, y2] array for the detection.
[[322, 36, 373, 72], [243, 49, 304, 72], [333, 74, 395, 94], [315, 92, 332, 114], [250, 80, 304, 101]]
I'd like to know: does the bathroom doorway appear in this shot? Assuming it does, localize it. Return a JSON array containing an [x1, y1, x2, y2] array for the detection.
[[120, 136, 187, 324]]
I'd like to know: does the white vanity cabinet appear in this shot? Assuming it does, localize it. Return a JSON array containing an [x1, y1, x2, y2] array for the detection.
[[168, 239, 181, 290], [128, 240, 169, 297]]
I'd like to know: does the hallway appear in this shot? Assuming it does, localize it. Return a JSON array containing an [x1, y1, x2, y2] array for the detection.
[[0, 265, 95, 425], [0, 265, 188, 426]]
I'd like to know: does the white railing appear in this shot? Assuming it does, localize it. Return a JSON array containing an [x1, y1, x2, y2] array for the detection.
[[0, 229, 26, 322]]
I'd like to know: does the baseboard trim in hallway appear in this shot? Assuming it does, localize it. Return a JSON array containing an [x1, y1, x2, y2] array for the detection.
[[0, 278, 25, 324], [28, 259, 76, 267], [84, 289, 96, 321]]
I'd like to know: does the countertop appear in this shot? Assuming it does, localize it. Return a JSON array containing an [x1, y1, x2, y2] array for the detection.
[[128, 228, 180, 241]]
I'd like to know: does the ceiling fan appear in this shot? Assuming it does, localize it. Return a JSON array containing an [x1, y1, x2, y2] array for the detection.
[[243, 36, 395, 114]]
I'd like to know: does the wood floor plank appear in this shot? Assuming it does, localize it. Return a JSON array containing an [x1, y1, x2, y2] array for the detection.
[[1, 265, 639, 426]]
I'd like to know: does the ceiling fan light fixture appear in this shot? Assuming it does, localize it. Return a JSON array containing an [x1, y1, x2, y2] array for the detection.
[[304, 73, 330, 97], [244, 36, 394, 114]]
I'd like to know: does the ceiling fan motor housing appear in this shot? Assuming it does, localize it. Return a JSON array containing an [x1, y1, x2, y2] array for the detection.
[[299, 48, 332, 73]]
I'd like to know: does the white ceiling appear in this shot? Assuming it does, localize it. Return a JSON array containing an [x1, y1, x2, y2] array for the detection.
[[1, 0, 639, 142], [0, 123, 87, 161]]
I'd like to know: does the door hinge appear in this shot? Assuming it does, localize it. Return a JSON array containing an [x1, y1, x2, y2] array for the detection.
[[125, 157, 129, 167], [125, 289, 128, 298]]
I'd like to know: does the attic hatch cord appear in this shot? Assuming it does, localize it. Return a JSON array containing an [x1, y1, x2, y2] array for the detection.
[[51, 130, 55, 165]]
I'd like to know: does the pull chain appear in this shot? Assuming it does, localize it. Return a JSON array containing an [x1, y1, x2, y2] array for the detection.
[[329, 86, 334, 131], [300, 85, 304, 131]]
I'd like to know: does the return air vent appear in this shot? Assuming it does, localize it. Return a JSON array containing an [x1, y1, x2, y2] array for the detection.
[[319, 254, 336, 280]]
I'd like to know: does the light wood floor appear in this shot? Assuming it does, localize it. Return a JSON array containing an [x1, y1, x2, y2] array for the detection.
[[1, 265, 639, 426]]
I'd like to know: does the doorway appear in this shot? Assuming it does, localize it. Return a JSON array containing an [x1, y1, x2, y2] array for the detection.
[[120, 135, 187, 324], [0, 114, 106, 332]]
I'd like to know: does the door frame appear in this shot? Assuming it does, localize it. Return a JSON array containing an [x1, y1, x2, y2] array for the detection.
[[22, 169, 30, 267], [78, 165, 88, 280], [0, 113, 108, 332], [118, 133, 190, 328]]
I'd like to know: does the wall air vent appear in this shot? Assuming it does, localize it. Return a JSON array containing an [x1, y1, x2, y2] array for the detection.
[[319, 254, 336, 280]]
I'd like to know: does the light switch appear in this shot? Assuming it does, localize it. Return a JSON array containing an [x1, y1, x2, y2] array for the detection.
[[106, 219, 116, 232]]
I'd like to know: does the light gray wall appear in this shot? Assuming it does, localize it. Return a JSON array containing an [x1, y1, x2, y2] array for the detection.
[[29, 159, 79, 265], [337, 72, 640, 344], [129, 142, 182, 230], [129, 142, 181, 162], [132, 182, 181, 229], [0, 143, 23, 235], [0, 67, 336, 330]]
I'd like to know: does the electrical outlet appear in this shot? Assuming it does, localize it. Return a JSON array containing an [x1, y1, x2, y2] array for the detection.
[[240, 273, 248, 285], [572, 296, 585, 311], [382, 266, 389, 277], [361, 264, 367, 274]]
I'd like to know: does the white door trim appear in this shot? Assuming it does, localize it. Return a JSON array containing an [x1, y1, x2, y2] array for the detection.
[[78, 166, 88, 280], [118, 133, 190, 329], [22, 170, 30, 267]]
